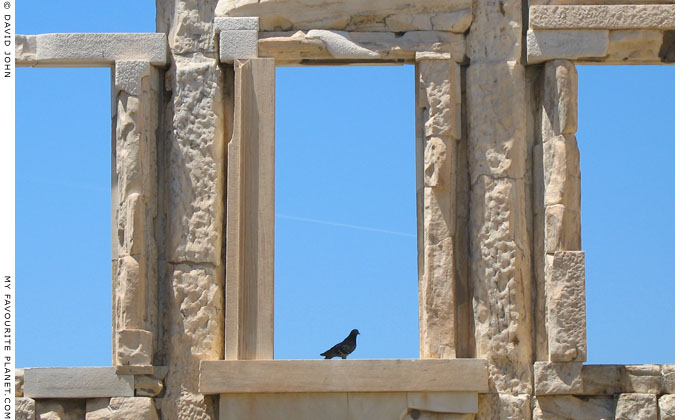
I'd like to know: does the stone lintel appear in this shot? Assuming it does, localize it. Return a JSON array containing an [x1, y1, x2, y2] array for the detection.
[[527, 29, 609, 63], [215, 17, 259, 31], [530, 5, 675, 30], [219, 30, 259, 62], [530, 0, 673, 4], [16, 33, 168, 67], [200, 359, 489, 394], [24, 367, 134, 399]]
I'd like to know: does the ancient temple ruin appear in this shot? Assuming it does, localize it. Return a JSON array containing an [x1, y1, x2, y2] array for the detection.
[[15, 0, 675, 419]]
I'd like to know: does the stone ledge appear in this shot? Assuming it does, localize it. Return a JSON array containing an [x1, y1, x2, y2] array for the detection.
[[24, 367, 134, 399], [15, 33, 168, 67], [530, 5, 675, 30], [200, 359, 489, 394]]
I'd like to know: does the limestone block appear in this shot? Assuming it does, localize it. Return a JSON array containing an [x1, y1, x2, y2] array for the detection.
[[615, 393, 657, 420], [623, 365, 663, 394], [543, 135, 580, 209], [32, 33, 167, 66], [607, 30, 664, 63], [86, 397, 158, 420], [407, 392, 477, 413], [135, 376, 164, 397], [115, 61, 153, 97], [403, 413, 473, 420], [417, 59, 456, 139], [214, 17, 259, 31], [530, 5, 675, 30], [16, 397, 35, 420], [467, 0, 523, 61], [527, 29, 609, 63], [662, 364, 675, 394], [423, 188, 455, 240], [116, 329, 153, 367], [547, 251, 586, 362], [467, 61, 527, 181], [476, 394, 530, 420], [168, 60, 225, 265], [545, 205, 581, 253], [534, 362, 584, 395], [581, 365, 625, 395], [36, 400, 85, 420], [542, 60, 578, 138], [659, 394, 674, 420], [470, 176, 532, 393], [168, 0, 216, 54], [215, 0, 473, 32], [219, 30, 259, 62], [16, 368, 24, 397], [116, 256, 145, 329], [531, 0, 674, 4], [348, 393, 408, 419], [15, 35, 37, 66], [304, 30, 380, 59], [221, 393, 349, 420], [431, 10, 473, 33], [534, 395, 615, 420], [25, 368, 134, 399]]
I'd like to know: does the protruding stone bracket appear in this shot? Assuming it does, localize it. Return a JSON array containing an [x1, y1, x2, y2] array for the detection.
[[216, 17, 260, 62], [24, 367, 135, 399], [226, 58, 276, 360]]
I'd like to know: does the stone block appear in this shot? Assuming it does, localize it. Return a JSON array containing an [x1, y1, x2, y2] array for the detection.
[[530, 5, 675, 30], [534, 395, 614, 420], [36, 400, 85, 420], [384, 14, 432, 32], [534, 362, 584, 395], [543, 135, 580, 208], [547, 251, 586, 362], [542, 60, 578, 138], [214, 17, 259, 31], [116, 255, 145, 329], [33, 33, 167, 66], [662, 364, 675, 394], [15, 35, 37, 66], [304, 30, 380, 59], [431, 10, 473, 33], [116, 329, 153, 367], [135, 376, 164, 397], [467, 0, 523, 61], [659, 394, 674, 420], [527, 29, 609, 63], [16, 397, 35, 420], [615, 393, 657, 420], [407, 392, 477, 414], [607, 30, 664, 63], [623, 365, 663, 394], [24, 367, 134, 399], [417, 58, 457, 139], [476, 393, 530, 420], [114, 61, 153, 96], [86, 397, 158, 420], [545, 204, 581, 253], [16, 368, 24, 397], [219, 30, 259, 62], [581, 365, 625, 395]]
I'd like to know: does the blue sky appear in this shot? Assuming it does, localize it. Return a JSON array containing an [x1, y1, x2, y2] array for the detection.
[[16, 1, 674, 367]]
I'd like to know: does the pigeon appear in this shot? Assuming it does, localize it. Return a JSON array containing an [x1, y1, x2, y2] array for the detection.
[[320, 329, 360, 359]]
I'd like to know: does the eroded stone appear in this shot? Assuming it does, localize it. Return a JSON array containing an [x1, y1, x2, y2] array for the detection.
[[607, 30, 664, 63], [547, 251, 586, 362], [534, 395, 615, 420], [527, 29, 609, 63], [135, 376, 165, 397], [36, 400, 85, 420], [16, 397, 35, 420], [542, 60, 578, 138], [615, 393, 657, 420], [476, 394, 530, 420], [534, 362, 584, 395], [16, 368, 24, 397], [530, 5, 675, 30], [659, 394, 675, 420], [86, 397, 158, 420], [116, 329, 153, 367]]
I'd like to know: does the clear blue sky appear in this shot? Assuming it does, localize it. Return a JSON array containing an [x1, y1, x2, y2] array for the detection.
[[16, 1, 674, 367]]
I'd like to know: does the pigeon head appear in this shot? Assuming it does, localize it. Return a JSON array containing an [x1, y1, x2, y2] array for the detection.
[[350, 329, 360, 336]]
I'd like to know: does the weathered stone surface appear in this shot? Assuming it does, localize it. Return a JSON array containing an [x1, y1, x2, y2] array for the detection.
[[607, 30, 664, 63], [116, 329, 153, 366], [407, 392, 477, 414], [36, 400, 85, 420], [167, 60, 225, 265], [581, 365, 625, 395], [16, 397, 35, 420], [531, 0, 674, 4], [530, 5, 675, 30], [467, 62, 527, 181], [16, 368, 24, 397], [476, 394, 530, 420], [534, 362, 584, 395], [662, 364, 675, 394], [305, 30, 380, 59], [659, 394, 675, 420], [168, 0, 217, 54], [431, 10, 473, 33], [418, 59, 457, 139], [545, 204, 581, 253], [115, 61, 153, 96], [115, 255, 145, 329], [19, 33, 167, 67], [135, 375, 164, 397], [534, 395, 615, 420], [214, 17, 259, 31], [615, 393, 657, 420], [543, 135, 580, 209], [547, 251, 586, 362], [216, 0, 473, 32], [25, 368, 134, 399], [542, 60, 578, 138], [624, 365, 663, 394], [219, 30, 259, 62], [527, 29, 609, 63], [470, 176, 532, 393], [162, 263, 223, 420], [86, 397, 158, 420], [467, 0, 522, 61]]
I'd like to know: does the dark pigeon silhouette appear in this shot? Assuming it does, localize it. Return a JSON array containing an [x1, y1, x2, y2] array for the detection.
[[320, 329, 360, 359]]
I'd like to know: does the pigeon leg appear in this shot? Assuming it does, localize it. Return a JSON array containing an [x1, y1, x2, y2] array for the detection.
[[341, 355, 347, 360]]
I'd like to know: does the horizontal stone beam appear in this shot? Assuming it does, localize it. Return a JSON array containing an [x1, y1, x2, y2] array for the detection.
[[257, 30, 466, 65], [530, 0, 673, 5], [199, 359, 489, 393], [15, 33, 168, 67], [24, 367, 134, 398], [526, 28, 674, 64], [530, 5, 675, 30]]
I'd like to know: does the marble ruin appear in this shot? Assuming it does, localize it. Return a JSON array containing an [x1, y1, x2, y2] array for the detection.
[[15, 0, 674, 419]]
